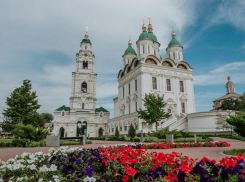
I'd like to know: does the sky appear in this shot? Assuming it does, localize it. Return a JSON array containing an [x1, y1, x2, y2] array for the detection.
[[0, 0, 245, 120]]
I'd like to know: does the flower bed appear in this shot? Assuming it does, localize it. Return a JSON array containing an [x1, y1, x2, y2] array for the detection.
[[0, 144, 244, 182], [136, 141, 231, 149]]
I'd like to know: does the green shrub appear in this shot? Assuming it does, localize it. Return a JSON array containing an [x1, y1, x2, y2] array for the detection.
[[0, 142, 12, 147], [12, 139, 30, 147], [133, 138, 140, 142], [136, 133, 146, 137], [128, 124, 136, 140], [86, 141, 92, 144], [89, 137, 105, 140], [115, 127, 120, 139]]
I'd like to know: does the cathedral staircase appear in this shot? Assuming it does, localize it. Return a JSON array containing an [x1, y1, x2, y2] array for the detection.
[[158, 113, 187, 131]]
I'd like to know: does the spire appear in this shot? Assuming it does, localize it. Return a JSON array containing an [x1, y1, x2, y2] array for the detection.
[[227, 72, 231, 81], [128, 36, 132, 46], [84, 26, 89, 38], [148, 17, 153, 32], [142, 19, 147, 31], [171, 27, 176, 38]]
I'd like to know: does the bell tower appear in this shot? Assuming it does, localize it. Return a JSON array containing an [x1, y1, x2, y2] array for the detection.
[[70, 27, 97, 112]]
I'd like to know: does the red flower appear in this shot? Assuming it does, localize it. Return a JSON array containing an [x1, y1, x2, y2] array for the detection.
[[102, 159, 107, 166], [124, 166, 138, 176], [122, 175, 129, 182]]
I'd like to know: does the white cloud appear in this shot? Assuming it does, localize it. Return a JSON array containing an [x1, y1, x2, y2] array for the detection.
[[194, 62, 245, 86]]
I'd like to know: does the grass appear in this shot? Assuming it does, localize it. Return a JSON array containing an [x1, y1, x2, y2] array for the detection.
[[0, 138, 13, 143], [223, 149, 245, 156]]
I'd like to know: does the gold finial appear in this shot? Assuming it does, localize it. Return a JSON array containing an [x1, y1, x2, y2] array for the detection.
[[128, 36, 132, 45], [84, 26, 89, 38], [171, 27, 176, 38], [148, 17, 152, 29], [142, 19, 146, 28]]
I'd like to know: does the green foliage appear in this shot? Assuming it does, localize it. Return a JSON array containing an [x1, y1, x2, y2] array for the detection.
[[128, 124, 136, 140], [85, 140, 92, 144], [239, 93, 245, 112], [115, 127, 120, 138], [137, 93, 171, 131], [2, 80, 41, 131], [11, 124, 49, 142], [136, 133, 146, 137], [40, 113, 54, 123], [223, 149, 245, 156], [24, 111, 46, 127], [218, 98, 241, 111], [226, 113, 245, 137], [108, 136, 126, 141], [11, 139, 29, 147]]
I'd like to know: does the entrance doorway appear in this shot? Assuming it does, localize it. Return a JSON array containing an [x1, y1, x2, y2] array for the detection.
[[98, 127, 103, 137], [60, 127, 65, 137]]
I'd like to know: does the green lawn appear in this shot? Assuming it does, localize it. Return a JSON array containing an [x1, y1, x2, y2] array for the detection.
[[223, 149, 245, 156], [126, 136, 213, 142], [0, 138, 13, 143]]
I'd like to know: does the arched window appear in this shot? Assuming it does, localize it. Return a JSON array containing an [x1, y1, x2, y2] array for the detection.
[[162, 61, 172, 67], [145, 58, 157, 65], [143, 45, 145, 54], [154, 50, 156, 56], [124, 125, 127, 131], [177, 64, 187, 70], [82, 103, 85, 109], [85, 46, 87, 50], [83, 61, 88, 69], [134, 60, 139, 67], [81, 82, 87, 93], [62, 111, 64, 116]]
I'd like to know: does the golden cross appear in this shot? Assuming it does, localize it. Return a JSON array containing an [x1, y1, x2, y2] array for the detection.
[[149, 17, 151, 24], [143, 19, 145, 24]]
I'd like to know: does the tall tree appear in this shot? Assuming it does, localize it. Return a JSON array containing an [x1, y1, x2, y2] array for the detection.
[[128, 124, 136, 140], [218, 99, 241, 111], [226, 113, 245, 137], [137, 93, 171, 132], [40, 113, 54, 123], [115, 127, 120, 138], [2, 80, 41, 131], [239, 93, 245, 112]]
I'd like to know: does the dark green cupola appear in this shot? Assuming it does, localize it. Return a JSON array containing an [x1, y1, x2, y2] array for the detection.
[[168, 29, 182, 48], [124, 36, 136, 55], [81, 30, 91, 44]]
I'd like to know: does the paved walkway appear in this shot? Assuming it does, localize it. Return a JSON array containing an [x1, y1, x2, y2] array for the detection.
[[0, 137, 245, 162]]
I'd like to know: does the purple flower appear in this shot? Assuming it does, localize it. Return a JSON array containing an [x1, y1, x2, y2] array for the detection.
[[76, 159, 81, 164], [69, 157, 76, 163], [84, 165, 95, 178], [177, 171, 187, 182], [63, 164, 68, 171]]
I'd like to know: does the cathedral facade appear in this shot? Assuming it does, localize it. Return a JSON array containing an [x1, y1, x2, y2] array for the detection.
[[108, 21, 195, 134], [52, 30, 109, 138]]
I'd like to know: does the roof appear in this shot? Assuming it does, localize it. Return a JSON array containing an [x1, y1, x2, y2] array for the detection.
[[95, 107, 109, 113], [45, 123, 53, 128], [138, 31, 151, 40], [56, 105, 70, 111], [81, 38, 91, 43], [124, 46, 136, 55], [168, 38, 182, 48], [213, 93, 241, 102], [148, 32, 158, 42]]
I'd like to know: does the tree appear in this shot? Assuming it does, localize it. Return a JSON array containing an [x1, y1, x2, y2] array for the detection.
[[11, 124, 49, 142], [2, 80, 41, 131], [115, 127, 120, 138], [24, 111, 46, 127], [226, 113, 245, 137], [128, 124, 136, 140], [137, 93, 171, 132], [239, 93, 245, 112], [40, 113, 54, 123], [218, 99, 241, 111], [215, 111, 234, 133]]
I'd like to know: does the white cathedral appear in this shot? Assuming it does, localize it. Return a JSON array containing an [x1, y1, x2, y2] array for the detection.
[[53, 21, 238, 137]]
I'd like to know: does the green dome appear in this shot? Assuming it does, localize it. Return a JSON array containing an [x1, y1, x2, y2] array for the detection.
[[81, 38, 91, 43], [124, 46, 136, 55], [148, 32, 158, 42], [168, 38, 181, 47], [138, 31, 151, 40]]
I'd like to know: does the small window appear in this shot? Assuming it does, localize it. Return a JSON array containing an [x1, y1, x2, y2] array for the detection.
[[152, 77, 157, 90], [81, 82, 87, 93], [143, 45, 145, 54], [128, 84, 130, 95], [85, 46, 87, 50], [166, 79, 171, 91], [123, 87, 124, 97], [181, 103, 185, 113], [124, 125, 127, 131], [154, 50, 156, 56], [129, 104, 130, 114], [83, 61, 88, 69], [82, 103, 85, 109], [62, 111, 64, 116], [168, 109, 171, 113], [112, 128, 114, 132], [120, 126, 122, 131], [180, 81, 184, 92], [135, 80, 137, 91], [135, 102, 137, 111], [148, 46, 150, 54]]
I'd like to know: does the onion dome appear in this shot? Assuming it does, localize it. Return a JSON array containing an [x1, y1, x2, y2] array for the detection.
[[81, 27, 91, 43], [124, 36, 136, 55], [168, 28, 182, 48], [139, 19, 151, 40]]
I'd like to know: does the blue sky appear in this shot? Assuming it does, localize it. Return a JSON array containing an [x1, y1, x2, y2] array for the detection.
[[0, 0, 245, 119]]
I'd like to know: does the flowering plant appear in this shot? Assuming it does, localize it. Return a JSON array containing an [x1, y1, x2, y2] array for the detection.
[[0, 142, 244, 182]]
